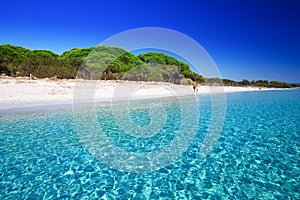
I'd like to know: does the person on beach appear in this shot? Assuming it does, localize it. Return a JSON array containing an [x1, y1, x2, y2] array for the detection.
[[192, 82, 199, 93], [192, 82, 196, 92], [195, 83, 199, 93]]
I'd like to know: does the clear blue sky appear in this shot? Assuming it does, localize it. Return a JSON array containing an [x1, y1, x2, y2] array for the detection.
[[1, 0, 299, 83]]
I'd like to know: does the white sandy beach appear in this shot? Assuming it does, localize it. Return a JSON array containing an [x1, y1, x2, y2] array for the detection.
[[0, 76, 286, 110]]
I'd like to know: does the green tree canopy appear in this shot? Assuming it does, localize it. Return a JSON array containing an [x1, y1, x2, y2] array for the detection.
[[137, 52, 204, 83], [61, 47, 94, 70], [270, 80, 291, 88], [79, 46, 144, 80], [0, 44, 30, 75], [137, 52, 192, 76], [0, 44, 76, 78]]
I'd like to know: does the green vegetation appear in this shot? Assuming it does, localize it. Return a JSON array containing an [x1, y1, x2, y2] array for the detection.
[[20, 49, 76, 79], [137, 52, 205, 83], [61, 47, 94, 70], [218, 78, 293, 88], [290, 83, 300, 87], [0, 44, 296, 88], [0, 44, 29, 76], [123, 64, 184, 83], [78, 46, 144, 80], [0, 44, 76, 79]]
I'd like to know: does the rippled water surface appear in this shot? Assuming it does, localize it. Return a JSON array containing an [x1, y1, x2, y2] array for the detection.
[[0, 90, 299, 199]]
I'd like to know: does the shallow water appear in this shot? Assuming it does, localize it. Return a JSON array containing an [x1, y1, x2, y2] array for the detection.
[[0, 90, 299, 199]]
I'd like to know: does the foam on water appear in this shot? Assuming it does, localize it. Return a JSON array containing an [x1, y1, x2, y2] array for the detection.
[[0, 90, 299, 199]]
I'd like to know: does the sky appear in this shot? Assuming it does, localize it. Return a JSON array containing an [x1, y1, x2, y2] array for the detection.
[[1, 0, 299, 83]]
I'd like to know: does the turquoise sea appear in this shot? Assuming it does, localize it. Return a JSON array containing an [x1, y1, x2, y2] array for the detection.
[[0, 90, 299, 199]]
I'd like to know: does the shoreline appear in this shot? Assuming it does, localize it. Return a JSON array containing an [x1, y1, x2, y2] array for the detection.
[[0, 76, 294, 111]]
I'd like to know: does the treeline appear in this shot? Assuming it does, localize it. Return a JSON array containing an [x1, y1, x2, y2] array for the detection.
[[0, 44, 205, 83], [0, 45, 76, 79], [210, 78, 296, 88], [0, 44, 297, 88]]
